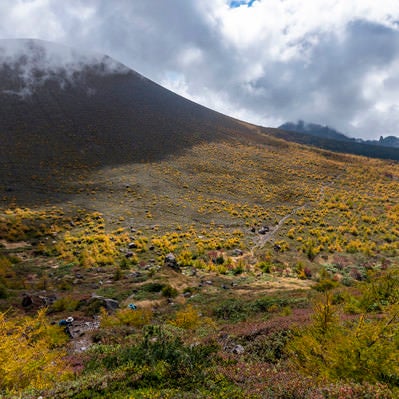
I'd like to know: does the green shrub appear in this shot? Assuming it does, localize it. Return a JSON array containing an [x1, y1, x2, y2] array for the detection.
[[85, 325, 217, 389], [231, 265, 244, 275], [251, 297, 283, 313], [141, 283, 165, 293], [258, 261, 272, 273], [161, 285, 178, 298], [50, 296, 80, 312], [215, 255, 224, 265], [214, 299, 246, 321], [0, 283, 8, 299], [245, 330, 291, 363]]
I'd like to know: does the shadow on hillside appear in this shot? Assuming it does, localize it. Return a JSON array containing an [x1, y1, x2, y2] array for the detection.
[[0, 68, 275, 206]]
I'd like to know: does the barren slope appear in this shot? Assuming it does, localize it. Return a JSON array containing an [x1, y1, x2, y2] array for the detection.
[[0, 39, 268, 204]]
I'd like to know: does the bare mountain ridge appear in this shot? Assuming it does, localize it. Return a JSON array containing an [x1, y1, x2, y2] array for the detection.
[[0, 39, 270, 202]]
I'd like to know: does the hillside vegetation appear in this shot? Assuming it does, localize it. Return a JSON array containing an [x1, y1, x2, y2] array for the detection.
[[1, 133, 399, 397]]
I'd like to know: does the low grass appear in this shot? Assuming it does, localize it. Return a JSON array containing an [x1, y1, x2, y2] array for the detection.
[[1, 139, 399, 396]]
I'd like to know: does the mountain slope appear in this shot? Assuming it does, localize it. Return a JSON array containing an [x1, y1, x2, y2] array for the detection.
[[0, 39, 266, 203]]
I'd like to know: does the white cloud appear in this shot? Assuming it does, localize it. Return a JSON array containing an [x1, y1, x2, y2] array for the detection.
[[0, 0, 399, 139]]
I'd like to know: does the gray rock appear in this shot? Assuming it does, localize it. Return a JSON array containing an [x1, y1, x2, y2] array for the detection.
[[164, 253, 180, 271], [232, 345, 245, 355], [273, 244, 281, 252], [258, 226, 270, 234], [165, 253, 176, 262], [87, 296, 119, 313], [104, 298, 119, 312], [22, 294, 33, 307]]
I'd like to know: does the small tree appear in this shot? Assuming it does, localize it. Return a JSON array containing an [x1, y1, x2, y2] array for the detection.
[[0, 309, 71, 394], [288, 283, 399, 386]]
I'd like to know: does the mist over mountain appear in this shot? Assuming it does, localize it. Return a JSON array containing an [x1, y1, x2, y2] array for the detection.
[[279, 121, 353, 142], [0, 39, 130, 97]]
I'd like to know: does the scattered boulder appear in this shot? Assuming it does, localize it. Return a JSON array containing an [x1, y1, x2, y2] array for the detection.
[[258, 226, 270, 235], [128, 242, 137, 249], [104, 298, 119, 312], [164, 253, 180, 271], [39, 294, 57, 306], [232, 345, 245, 355], [232, 249, 243, 256], [22, 293, 56, 309], [22, 294, 33, 307], [84, 296, 120, 313]]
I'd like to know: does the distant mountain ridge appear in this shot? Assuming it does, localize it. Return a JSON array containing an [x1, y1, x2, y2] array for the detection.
[[374, 135, 399, 148], [279, 121, 351, 142], [279, 121, 399, 148]]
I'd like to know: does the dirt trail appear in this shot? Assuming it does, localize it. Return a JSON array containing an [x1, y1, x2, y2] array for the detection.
[[0, 240, 31, 249], [250, 205, 305, 255], [249, 172, 344, 256]]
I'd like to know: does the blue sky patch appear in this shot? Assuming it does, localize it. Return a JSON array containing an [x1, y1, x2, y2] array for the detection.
[[229, 0, 257, 8]]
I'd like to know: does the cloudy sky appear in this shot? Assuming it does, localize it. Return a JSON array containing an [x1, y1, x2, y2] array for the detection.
[[1, 0, 399, 139]]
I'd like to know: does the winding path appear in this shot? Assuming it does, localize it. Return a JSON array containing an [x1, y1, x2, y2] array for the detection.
[[249, 172, 344, 256], [250, 205, 305, 255]]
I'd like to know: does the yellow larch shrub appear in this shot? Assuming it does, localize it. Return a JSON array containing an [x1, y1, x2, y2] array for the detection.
[[0, 309, 71, 394]]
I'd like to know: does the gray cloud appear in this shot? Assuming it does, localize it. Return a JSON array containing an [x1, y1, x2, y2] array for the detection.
[[0, 1, 399, 139], [239, 21, 399, 136]]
